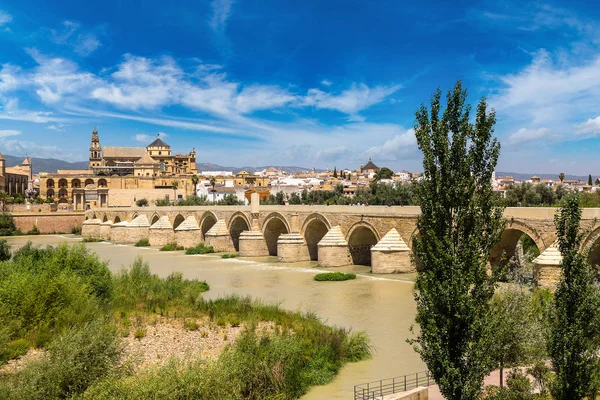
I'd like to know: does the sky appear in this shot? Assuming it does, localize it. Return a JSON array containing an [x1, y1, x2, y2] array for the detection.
[[1, 0, 600, 174]]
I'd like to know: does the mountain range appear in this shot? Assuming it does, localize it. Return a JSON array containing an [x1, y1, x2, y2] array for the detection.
[[496, 172, 592, 182]]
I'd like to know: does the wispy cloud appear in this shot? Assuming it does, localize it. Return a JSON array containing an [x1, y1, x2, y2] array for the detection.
[[0, 10, 12, 26], [209, 0, 234, 32], [134, 133, 152, 142], [50, 20, 102, 56], [505, 127, 552, 145], [575, 116, 600, 136], [0, 129, 21, 137]]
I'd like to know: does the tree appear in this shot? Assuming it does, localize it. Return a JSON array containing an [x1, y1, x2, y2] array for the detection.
[[559, 172, 565, 183], [333, 166, 337, 178], [0, 212, 17, 236], [589, 174, 593, 186], [596, 178, 600, 185], [550, 194, 600, 400], [373, 167, 394, 181], [171, 181, 179, 202], [0, 191, 8, 212], [411, 81, 505, 400], [135, 198, 148, 207], [190, 174, 199, 188], [209, 177, 216, 203]]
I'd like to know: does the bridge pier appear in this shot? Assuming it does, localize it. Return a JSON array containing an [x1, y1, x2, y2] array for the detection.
[[99, 220, 112, 240], [238, 231, 269, 257], [125, 215, 150, 244], [110, 221, 130, 243], [204, 220, 235, 252], [174, 216, 201, 248], [371, 228, 413, 273], [318, 226, 352, 267], [533, 242, 562, 290], [82, 218, 101, 238], [149, 216, 174, 246], [277, 233, 310, 263]]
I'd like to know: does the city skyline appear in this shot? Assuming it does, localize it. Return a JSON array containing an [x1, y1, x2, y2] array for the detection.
[[0, 0, 600, 174]]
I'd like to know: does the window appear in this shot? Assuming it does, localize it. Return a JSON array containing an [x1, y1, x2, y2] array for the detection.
[[159, 151, 162, 155]]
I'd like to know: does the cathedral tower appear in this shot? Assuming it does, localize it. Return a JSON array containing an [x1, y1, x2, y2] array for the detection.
[[89, 127, 102, 169]]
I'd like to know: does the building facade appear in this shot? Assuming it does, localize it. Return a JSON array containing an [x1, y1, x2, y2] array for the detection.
[[0, 154, 32, 196]]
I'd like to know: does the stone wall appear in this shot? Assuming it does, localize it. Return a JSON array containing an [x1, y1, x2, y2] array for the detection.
[[372, 251, 413, 274], [380, 387, 428, 400], [13, 213, 84, 234], [318, 245, 352, 267], [149, 228, 175, 247], [6, 204, 53, 213], [174, 230, 201, 248], [108, 188, 188, 207]]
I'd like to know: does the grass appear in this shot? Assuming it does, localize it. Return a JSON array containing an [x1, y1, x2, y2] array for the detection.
[[314, 272, 357, 281], [82, 237, 104, 243], [184, 243, 214, 255], [134, 238, 150, 247], [221, 253, 237, 259], [160, 242, 184, 251]]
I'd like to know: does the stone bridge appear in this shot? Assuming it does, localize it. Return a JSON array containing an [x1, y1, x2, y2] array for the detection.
[[81, 204, 600, 284]]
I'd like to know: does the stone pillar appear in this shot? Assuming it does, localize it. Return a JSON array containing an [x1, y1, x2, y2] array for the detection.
[[110, 221, 130, 243], [277, 233, 310, 262], [99, 220, 112, 240], [174, 216, 201, 248], [238, 231, 269, 257], [533, 242, 562, 290], [125, 215, 150, 244], [371, 228, 413, 274], [204, 220, 235, 252], [81, 218, 101, 238], [148, 216, 175, 247], [318, 226, 352, 267]]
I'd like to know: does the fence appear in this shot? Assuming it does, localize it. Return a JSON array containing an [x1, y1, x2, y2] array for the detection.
[[354, 371, 432, 400]]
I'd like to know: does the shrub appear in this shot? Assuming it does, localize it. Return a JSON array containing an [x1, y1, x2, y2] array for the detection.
[[82, 237, 104, 243], [27, 225, 40, 235], [135, 198, 149, 207], [221, 253, 237, 259], [0, 212, 17, 236], [0, 339, 30, 363], [183, 319, 199, 331], [314, 272, 356, 281], [134, 328, 146, 340], [0, 239, 11, 261], [160, 242, 184, 251], [135, 238, 151, 247], [71, 226, 82, 235], [185, 243, 214, 255]]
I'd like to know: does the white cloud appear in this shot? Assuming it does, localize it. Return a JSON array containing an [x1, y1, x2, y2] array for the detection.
[[235, 85, 297, 113], [157, 132, 168, 138], [51, 20, 102, 56], [46, 124, 66, 131], [365, 128, 418, 160], [575, 116, 600, 136], [134, 134, 151, 142], [0, 129, 20, 137], [506, 127, 551, 145], [74, 33, 101, 56], [210, 0, 234, 32], [321, 79, 332, 86], [0, 10, 12, 26], [0, 138, 60, 158], [304, 83, 402, 115], [315, 146, 352, 162]]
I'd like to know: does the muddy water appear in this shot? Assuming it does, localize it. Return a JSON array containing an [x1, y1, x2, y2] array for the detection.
[[5, 235, 425, 399]]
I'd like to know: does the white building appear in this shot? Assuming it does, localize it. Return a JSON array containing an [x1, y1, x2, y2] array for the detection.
[[201, 171, 233, 177]]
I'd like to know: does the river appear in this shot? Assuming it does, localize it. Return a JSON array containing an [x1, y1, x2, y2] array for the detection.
[[5, 235, 425, 399]]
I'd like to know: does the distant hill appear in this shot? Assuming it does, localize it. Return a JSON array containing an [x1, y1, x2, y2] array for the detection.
[[3, 155, 89, 174], [497, 172, 590, 182], [197, 162, 317, 174]]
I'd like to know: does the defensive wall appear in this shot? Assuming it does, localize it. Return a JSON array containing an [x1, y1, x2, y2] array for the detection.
[[81, 205, 600, 286], [14, 212, 85, 234]]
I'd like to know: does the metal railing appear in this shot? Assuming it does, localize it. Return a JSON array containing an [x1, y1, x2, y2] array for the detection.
[[354, 371, 432, 400]]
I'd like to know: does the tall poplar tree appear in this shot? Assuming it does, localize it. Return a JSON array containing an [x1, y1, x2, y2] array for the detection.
[[411, 81, 505, 400], [550, 194, 600, 400]]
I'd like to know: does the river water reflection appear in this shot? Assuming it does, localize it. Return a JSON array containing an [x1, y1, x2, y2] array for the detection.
[[6, 235, 425, 399]]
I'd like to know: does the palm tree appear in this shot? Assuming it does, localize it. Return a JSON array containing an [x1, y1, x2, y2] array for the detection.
[[0, 191, 8, 212], [209, 177, 216, 203], [190, 175, 199, 197], [171, 181, 179, 203]]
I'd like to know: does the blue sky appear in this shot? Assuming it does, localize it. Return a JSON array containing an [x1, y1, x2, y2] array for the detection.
[[0, 0, 600, 174]]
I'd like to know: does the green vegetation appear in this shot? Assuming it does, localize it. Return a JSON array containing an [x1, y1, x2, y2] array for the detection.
[[0, 239, 11, 261], [503, 182, 566, 207], [134, 238, 150, 247], [0, 212, 17, 236], [373, 166, 394, 181], [314, 272, 356, 281], [156, 194, 245, 207], [184, 243, 214, 255], [82, 237, 104, 243], [159, 242, 184, 251], [550, 194, 600, 399], [26, 225, 40, 235], [0, 243, 369, 399], [286, 182, 419, 206], [221, 253, 237, 259], [135, 198, 149, 207], [411, 81, 505, 399], [71, 226, 82, 235]]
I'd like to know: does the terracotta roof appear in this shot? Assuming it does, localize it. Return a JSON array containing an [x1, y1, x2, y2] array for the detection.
[[147, 137, 170, 148], [22, 157, 31, 165], [103, 147, 146, 158], [5, 167, 29, 176], [134, 152, 159, 165]]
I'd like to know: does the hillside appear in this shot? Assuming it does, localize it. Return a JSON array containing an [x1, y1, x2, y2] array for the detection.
[[3, 155, 89, 174]]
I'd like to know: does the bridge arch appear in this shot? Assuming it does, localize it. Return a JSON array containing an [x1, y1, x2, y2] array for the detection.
[[262, 212, 290, 256], [150, 213, 160, 226], [114, 216, 121, 223], [301, 213, 331, 261], [173, 214, 185, 230], [199, 211, 218, 239], [228, 212, 251, 251], [489, 220, 545, 270], [132, 212, 139, 220], [91, 213, 97, 220], [102, 214, 109, 223], [347, 222, 380, 266], [582, 226, 600, 267]]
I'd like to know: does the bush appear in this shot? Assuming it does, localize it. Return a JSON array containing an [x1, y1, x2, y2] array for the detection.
[[0, 239, 11, 261], [134, 238, 151, 247], [0, 339, 30, 363], [135, 198, 149, 207], [314, 272, 356, 281], [0, 212, 17, 236], [82, 237, 104, 243], [27, 225, 40, 235], [71, 226, 82, 235], [134, 328, 146, 340], [185, 243, 214, 255], [160, 242, 184, 251], [221, 253, 237, 259]]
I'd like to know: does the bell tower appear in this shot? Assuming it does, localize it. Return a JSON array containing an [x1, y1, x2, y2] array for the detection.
[[89, 127, 102, 170]]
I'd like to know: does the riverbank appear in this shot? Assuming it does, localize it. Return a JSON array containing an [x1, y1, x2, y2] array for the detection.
[[2, 235, 423, 399]]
